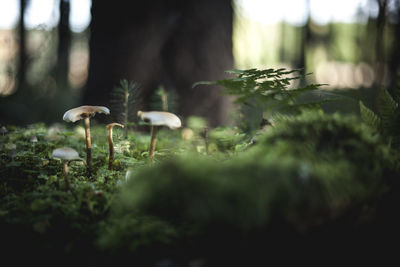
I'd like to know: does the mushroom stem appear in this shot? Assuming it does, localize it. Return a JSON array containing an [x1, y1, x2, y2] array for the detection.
[[63, 160, 70, 190], [83, 117, 92, 176], [108, 126, 114, 170], [149, 125, 158, 162], [107, 123, 124, 170]]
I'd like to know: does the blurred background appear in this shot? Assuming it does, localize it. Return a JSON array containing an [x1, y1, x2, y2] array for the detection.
[[0, 0, 399, 126]]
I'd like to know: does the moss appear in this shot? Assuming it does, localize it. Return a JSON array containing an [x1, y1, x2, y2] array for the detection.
[[96, 112, 396, 263], [1, 112, 399, 265]]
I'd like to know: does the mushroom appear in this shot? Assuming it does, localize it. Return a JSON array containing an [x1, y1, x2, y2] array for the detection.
[[30, 135, 38, 153], [137, 111, 181, 161], [52, 147, 81, 190], [30, 135, 38, 143], [0, 126, 7, 136], [106, 123, 124, 170], [63, 105, 110, 176]]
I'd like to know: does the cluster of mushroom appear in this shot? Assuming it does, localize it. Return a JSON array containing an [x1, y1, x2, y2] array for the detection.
[[52, 105, 181, 189]]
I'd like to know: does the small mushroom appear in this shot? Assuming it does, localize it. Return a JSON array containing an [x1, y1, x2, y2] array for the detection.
[[137, 111, 181, 161], [45, 123, 64, 141], [63, 105, 110, 176], [30, 135, 38, 143], [30, 135, 38, 153], [0, 126, 7, 136], [106, 123, 124, 170], [52, 147, 81, 190]]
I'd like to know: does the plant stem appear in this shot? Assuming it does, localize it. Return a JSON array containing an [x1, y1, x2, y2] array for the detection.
[[162, 91, 168, 111], [108, 126, 114, 170], [149, 125, 158, 162], [204, 127, 209, 155], [63, 160, 70, 190], [124, 88, 129, 139], [84, 117, 92, 177]]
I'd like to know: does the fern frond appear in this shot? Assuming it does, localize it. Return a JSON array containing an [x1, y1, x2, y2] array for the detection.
[[193, 68, 327, 115], [378, 88, 398, 136], [193, 67, 332, 132], [359, 101, 381, 131], [379, 88, 398, 115], [393, 85, 400, 103]]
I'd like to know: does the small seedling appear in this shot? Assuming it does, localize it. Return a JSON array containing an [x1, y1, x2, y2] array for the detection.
[[110, 80, 141, 139], [151, 86, 178, 113]]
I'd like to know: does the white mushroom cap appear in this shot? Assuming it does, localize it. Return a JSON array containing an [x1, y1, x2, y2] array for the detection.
[[52, 147, 81, 161], [137, 111, 182, 129], [63, 105, 110, 123]]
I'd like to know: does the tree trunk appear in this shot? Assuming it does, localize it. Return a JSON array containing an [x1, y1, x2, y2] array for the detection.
[[83, 0, 233, 126], [17, 0, 27, 90], [296, 0, 311, 86], [279, 21, 286, 63], [55, 0, 71, 88], [388, 0, 400, 94], [375, 0, 387, 109]]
